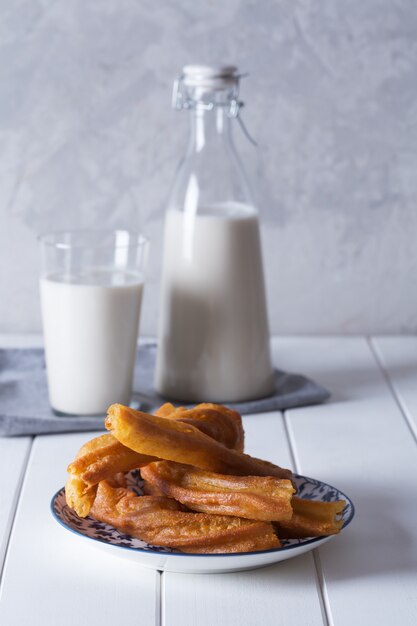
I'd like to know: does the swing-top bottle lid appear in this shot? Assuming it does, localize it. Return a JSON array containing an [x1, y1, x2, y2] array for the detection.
[[182, 65, 239, 90], [172, 65, 246, 118]]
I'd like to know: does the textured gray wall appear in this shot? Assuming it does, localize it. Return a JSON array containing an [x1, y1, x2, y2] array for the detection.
[[1, 0, 416, 335]]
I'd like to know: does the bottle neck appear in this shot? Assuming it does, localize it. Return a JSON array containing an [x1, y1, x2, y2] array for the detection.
[[187, 106, 233, 153]]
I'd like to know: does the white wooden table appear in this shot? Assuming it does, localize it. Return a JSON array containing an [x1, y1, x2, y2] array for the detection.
[[0, 336, 416, 626]]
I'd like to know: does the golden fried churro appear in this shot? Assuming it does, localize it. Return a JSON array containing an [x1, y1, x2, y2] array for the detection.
[[65, 474, 97, 519], [90, 480, 281, 554], [65, 401, 347, 553], [141, 461, 295, 521], [156, 403, 244, 451], [106, 404, 294, 482], [67, 434, 156, 487], [275, 496, 346, 538], [154, 402, 177, 418], [66, 433, 158, 517], [141, 479, 165, 497], [66, 402, 245, 517]]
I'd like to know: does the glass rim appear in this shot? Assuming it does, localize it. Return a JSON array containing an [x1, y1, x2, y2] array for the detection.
[[38, 229, 149, 251]]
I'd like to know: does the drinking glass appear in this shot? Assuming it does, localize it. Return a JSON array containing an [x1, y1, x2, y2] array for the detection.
[[39, 230, 149, 415]]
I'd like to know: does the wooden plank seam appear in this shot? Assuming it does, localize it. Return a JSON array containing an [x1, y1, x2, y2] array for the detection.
[[156, 570, 163, 626], [282, 412, 333, 626], [368, 338, 417, 447], [0, 437, 34, 592]]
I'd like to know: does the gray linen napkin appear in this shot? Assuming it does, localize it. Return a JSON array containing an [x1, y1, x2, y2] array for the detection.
[[0, 345, 330, 436]]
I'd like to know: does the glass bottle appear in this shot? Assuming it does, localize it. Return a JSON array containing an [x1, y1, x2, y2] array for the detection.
[[155, 65, 274, 403]]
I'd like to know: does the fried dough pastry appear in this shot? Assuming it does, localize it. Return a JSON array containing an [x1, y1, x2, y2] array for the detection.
[[65, 474, 97, 519], [142, 479, 165, 497], [68, 434, 157, 486], [154, 402, 177, 418], [141, 461, 295, 521], [156, 403, 244, 452], [90, 480, 281, 554], [66, 401, 245, 517], [65, 402, 345, 553], [65, 433, 158, 517], [275, 496, 346, 538], [106, 404, 294, 482]]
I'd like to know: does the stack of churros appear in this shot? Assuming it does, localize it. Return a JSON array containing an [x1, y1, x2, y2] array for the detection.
[[65, 403, 345, 554]]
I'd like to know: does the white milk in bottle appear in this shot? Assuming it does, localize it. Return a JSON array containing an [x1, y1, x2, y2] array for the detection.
[[155, 203, 274, 402], [155, 65, 274, 402]]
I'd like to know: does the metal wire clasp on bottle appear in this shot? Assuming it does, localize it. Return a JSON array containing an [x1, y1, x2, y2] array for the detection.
[[172, 72, 258, 146]]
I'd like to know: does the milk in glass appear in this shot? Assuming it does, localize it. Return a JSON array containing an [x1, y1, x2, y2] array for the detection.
[[40, 270, 144, 414]]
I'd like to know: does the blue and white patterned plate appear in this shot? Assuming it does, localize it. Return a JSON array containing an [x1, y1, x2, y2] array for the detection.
[[51, 471, 354, 574]]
